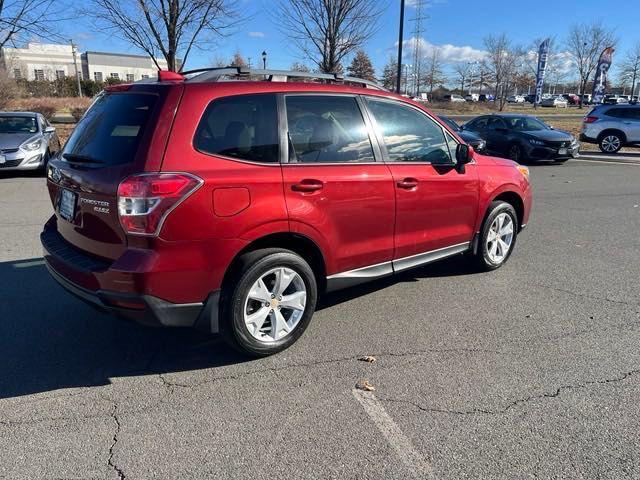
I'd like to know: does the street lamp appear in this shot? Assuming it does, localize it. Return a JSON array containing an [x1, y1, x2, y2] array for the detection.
[[262, 51, 267, 69]]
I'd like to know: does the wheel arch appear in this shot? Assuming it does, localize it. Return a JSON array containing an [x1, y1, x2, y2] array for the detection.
[[597, 128, 627, 144], [492, 191, 525, 230], [221, 232, 328, 295]]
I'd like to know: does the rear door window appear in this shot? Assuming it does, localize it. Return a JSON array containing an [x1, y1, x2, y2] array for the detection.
[[285, 95, 375, 163], [62, 92, 158, 166], [194, 94, 279, 163]]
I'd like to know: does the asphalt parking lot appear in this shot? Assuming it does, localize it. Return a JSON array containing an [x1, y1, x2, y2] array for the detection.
[[1, 156, 639, 479]]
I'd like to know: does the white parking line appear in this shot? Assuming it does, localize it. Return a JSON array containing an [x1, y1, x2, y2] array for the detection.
[[352, 388, 435, 480], [574, 158, 640, 166]]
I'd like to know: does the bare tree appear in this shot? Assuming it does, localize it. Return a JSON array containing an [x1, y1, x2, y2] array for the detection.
[[483, 33, 525, 110], [291, 62, 311, 72], [453, 62, 471, 95], [230, 51, 247, 67], [566, 22, 616, 108], [422, 47, 446, 95], [619, 43, 640, 100], [85, 0, 239, 71], [274, 0, 383, 73], [0, 0, 68, 50]]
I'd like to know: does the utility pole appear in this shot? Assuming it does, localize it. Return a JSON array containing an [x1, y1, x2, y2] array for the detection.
[[395, 0, 405, 94], [409, 0, 429, 98], [70, 40, 83, 98]]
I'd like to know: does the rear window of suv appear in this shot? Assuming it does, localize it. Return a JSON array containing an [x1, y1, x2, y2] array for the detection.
[[194, 94, 279, 163], [62, 92, 158, 166]]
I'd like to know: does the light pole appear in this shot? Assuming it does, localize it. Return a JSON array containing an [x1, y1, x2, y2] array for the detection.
[[396, 0, 405, 93], [70, 40, 82, 98], [262, 51, 267, 69]]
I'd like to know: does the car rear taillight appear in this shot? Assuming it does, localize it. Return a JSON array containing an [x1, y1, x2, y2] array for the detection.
[[117, 173, 203, 236], [583, 116, 599, 123]]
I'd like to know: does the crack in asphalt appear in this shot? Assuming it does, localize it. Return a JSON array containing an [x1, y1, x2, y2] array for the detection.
[[378, 368, 640, 416], [107, 403, 126, 480], [531, 282, 640, 309], [154, 347, 511, 389]]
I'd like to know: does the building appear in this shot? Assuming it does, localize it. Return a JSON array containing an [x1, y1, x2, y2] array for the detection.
[[81, 51, 169, 83], [1, 43, 169, 83], [1, 43, 79, 81]]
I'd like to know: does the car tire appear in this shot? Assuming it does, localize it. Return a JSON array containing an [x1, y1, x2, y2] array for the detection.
[[508, 144, 524, 163], [221, 248, 318, 357], [473, 201, 519, 271], [598, 133, 623, 153]]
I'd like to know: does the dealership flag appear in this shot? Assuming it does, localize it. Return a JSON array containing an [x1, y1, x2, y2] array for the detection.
[[592, 47, 615, 104], [534, 39, 551, 105]]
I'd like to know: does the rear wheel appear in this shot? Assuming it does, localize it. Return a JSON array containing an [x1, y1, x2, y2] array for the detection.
[[221, 248, 318, 357], [599, 133, 623, 153], [473, 201, 518, 271]]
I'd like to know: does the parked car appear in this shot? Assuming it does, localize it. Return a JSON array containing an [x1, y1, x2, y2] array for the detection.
[[465, 93, 479, 102], [438, 115, 486, 152], [0, 111, 61, 171], [41, 68, 532, 356], [579, 94, 592, 105], [478, 94, 494, 102], [507, 95, 526, 103], [561, 93, 580, 105], [443, 94, 466, 103], [541, 96, 568, 108], [524, 94, 536, 104], [580, 104, 640, 153], [603, 94, 629, 105], [463, 114, 580, 163]]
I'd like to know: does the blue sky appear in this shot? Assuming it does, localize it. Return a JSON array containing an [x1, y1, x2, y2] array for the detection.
[[61, 0, 638, 78]]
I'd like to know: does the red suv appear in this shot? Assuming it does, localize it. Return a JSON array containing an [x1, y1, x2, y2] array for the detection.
[[41, 68, 532, 356]]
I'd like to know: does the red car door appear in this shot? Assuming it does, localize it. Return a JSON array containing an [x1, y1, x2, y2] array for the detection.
[[281, 94, 396, 283], [364, 97, 479, 270]]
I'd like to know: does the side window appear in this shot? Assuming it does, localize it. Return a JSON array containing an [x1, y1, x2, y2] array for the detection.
[[285, 95, 374, 163], [467, 117, 487, 130], [487, 118, 506, 130], [444, 131, 459, 160], [194, 94, 279, 163], [367, 98, 452, 164], [606, 108, 626, 118]]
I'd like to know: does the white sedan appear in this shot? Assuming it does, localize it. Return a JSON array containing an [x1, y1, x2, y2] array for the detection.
[[507, 95, 525, 103], [541, 96, 568, 108]]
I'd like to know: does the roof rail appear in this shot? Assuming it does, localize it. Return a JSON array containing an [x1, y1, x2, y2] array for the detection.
[[181, 66, 386, 91]]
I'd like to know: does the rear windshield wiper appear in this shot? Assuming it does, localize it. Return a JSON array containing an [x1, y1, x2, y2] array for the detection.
[[62, 153, 104, 164]]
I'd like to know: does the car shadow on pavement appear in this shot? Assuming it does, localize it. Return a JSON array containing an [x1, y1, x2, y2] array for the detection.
[[319, 254, 479, 310], [0, 254, 477, 399], [0, 258, 248, 400]]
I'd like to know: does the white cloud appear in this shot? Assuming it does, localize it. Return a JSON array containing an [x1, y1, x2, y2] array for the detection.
[[400, 37, 487, 63], [248, 31, 265, 38]]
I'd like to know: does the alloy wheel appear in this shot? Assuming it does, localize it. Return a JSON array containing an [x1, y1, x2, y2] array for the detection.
[[509, 145, 521, 162], [601, 135, 621, 152], [243, 267, 307, 343], [486, 213, 514, 264]]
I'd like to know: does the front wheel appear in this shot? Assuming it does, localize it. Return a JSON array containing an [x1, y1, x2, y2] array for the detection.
[[221, 248, 318, 357], [508, 144, 524, 163], [473, 201, 518, 271]]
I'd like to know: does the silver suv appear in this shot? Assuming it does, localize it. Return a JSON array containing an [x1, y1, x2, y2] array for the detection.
[[580, 104, 640, 153]]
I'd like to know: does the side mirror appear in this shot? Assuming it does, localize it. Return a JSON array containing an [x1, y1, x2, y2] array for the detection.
[[456, 143, 472, 167], [549, 125, 554, 130], [44, 126, 56, 133]]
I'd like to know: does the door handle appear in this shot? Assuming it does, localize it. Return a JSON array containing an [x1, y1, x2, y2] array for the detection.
[[396, 178, 418, 189], [292, 179, 324, 193]]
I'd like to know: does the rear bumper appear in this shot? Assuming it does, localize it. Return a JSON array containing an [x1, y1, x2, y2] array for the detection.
[[41, 223, 220, 333], [579, 133, 598, 144]]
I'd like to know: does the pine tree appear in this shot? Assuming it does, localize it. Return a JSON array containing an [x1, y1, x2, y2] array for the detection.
[[380, 57, 398, 91], [347, 50, 376, 81]]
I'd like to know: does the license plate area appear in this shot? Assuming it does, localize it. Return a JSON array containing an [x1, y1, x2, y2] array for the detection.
[[0, 155, 5, 164], [59, 188, 78, 222], [558, 148, 568, 155]]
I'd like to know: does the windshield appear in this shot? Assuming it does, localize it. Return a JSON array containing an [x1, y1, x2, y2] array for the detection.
[[439, 116, 460, 131], [504, 116, 549, 132], [62, 92, 158, 166], [0, 116, 38, 134]]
